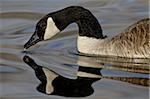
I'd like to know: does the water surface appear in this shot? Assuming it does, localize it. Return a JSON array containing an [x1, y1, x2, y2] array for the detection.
[[0, 0, 149, 99]]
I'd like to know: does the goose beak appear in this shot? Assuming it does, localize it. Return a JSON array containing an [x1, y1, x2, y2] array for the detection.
[[24, 32, 42, 49], [23, 55, 39, 70], [23, 55, 34, 64]]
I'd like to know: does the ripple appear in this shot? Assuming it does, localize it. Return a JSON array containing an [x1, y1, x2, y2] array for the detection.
[[0, 12, 44, 20], [0, 65, 21, 73]]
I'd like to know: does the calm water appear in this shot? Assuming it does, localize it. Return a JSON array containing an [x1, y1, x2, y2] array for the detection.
[[0, 0, 149, 99]]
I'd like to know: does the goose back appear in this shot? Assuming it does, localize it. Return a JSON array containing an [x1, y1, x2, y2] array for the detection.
[[109, 18, 150, 58]]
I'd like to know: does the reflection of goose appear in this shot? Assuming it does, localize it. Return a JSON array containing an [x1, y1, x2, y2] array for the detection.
[[23, 55, 149, 97], [23, 55, 100, 97], [77, 55, 150, 74], [24, 6, 150, 58], [77, 56, 149, 87]]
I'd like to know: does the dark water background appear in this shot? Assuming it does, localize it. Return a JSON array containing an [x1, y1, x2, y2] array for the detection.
[[0, 0, 149, 99]]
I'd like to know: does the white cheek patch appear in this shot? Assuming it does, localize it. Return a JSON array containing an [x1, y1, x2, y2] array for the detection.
[[42, 68, 58, 94], [44, 17, 60, 40]]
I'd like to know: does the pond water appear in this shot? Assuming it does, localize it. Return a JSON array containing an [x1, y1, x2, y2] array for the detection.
[[0, 0, 149, 99]]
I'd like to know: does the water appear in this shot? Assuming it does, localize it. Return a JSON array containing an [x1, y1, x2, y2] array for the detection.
[[0, 0, 149, 99]]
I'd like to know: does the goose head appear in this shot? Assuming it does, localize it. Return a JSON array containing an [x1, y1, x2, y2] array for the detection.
[[24, 6, 106, 49], [24, 16, 60, 49]]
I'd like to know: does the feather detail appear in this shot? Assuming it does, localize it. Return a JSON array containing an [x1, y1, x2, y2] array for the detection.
[[78, 18, 150, 58]]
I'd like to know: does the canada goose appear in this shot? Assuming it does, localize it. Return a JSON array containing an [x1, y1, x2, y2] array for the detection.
[[24, 6, 150, 58]]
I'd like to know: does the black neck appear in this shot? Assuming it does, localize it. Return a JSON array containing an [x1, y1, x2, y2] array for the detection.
[[47, 6, 105, 39]]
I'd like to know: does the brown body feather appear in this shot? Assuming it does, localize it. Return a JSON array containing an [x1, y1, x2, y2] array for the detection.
[[107, 18, 150, 58]]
